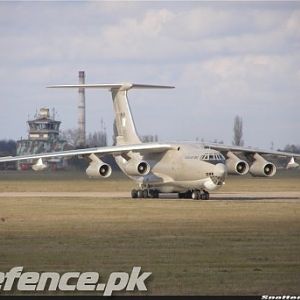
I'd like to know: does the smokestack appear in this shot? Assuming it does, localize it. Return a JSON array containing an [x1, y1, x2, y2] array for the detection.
[[78, 71, 86, 146]]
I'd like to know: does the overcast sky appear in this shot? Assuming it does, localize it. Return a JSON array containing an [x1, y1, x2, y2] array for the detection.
[[0, 1, 299, 149]]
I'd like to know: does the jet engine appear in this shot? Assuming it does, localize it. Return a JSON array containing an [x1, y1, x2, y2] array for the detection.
[[249, 153, 276, 177], [124, 160, 151, 176], [225, 151, 249, 175], [86, 154, 112, 178]]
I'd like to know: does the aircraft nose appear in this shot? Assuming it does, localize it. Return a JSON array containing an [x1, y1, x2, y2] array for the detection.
[[214, 163, 227, 177]]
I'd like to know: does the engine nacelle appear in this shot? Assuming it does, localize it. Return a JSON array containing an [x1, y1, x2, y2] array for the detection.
[[86, 154, 112, 178], [225, 151, 249, 175], [249, 153, 276, 177], [124, 160, 151, 176]]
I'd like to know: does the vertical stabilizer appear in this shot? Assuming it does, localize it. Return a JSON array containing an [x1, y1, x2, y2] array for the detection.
[[111, 86, 141, 145], [48, 82, 174, 145]]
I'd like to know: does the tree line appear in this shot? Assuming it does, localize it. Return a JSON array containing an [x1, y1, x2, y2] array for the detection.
[[0, 114, 299, 166]]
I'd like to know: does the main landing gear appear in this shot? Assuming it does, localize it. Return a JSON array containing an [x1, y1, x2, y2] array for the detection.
[[131, 188, 210, 200], [131, 189, 159, 199], [192, 190, 210, 200], [179, 190, 210, 200]]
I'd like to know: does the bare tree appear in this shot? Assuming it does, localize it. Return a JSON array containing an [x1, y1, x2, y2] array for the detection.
[[0, 139, 16, 156], [232, 115, 244, 146], [284, 144, 300, 154], [141, 134, 158, 143], [62, 128, 107, 148], [87, 131, 107, 147], [112, 118, 158, 145], [86, 118, 107, 147], [61, 129, 81, 147]]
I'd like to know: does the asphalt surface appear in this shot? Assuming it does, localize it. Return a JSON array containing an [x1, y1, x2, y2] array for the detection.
[[0, 191, 300, 201]]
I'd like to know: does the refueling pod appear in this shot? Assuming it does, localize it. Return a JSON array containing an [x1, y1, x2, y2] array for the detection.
[[249, 153, 276, 177], [287, 157, 299, 169], [86, 153, 112, 178], [32, 158, 47, 171], [225, 151, 249, 175]]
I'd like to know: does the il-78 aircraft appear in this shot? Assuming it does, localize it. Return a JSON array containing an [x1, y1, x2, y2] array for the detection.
[[0, 83, 299, 200]]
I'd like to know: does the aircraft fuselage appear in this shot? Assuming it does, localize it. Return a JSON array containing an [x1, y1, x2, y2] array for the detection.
[[115, 143, 227, 193]]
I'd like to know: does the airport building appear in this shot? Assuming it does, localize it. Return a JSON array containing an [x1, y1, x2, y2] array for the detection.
[[17, 108, 73, 170]]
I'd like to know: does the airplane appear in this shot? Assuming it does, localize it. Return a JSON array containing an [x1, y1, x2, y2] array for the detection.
[[0, 82, 299, 200]]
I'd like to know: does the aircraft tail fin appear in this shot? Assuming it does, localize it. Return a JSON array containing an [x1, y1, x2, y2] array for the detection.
[[48, 83, 174, 145]]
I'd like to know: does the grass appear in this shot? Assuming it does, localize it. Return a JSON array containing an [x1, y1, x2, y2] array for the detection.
[[0, 170, 135, 192], [0, 169, 299, 192], [0, 169, 299, 295]]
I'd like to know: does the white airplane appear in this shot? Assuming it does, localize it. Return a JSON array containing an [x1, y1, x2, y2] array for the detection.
[[0, 83, 299, 200]]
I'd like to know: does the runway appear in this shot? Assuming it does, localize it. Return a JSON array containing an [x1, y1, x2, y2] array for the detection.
[[1, 191, 300, 201], [1, 188, 299, 295]]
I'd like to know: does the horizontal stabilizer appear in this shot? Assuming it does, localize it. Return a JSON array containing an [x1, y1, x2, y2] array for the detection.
[[48, 83, 175, 91]]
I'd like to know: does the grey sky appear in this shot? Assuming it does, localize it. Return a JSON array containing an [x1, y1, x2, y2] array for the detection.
[[0, 1, 299, 149]]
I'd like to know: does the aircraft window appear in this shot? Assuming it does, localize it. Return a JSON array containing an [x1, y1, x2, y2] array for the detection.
[[201, 153, 227, 161]]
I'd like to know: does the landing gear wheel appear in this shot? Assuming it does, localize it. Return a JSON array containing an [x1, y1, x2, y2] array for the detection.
[[148, 189, 157, 198], [147, 190, 153, 198], [185, 191, 192, 199], [152, 190, 159, 198], [143, 189, 149, 198], [192, 191, 200, 200], [191, 190, 210, 200], [203, 191, 210, 200], [137, 190, 144, 198], [131, 189, 138, 198], [198, 191, 209, 200], [179, 191, 192, 199]]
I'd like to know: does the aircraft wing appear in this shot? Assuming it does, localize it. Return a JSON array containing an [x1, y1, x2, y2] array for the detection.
[[203, 143, 300, 158], [0, 143, 174, 163]]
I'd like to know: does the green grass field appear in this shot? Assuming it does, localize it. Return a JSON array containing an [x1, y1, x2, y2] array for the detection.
[[0, 169, 300, 192], [0, 170, 299, 295]]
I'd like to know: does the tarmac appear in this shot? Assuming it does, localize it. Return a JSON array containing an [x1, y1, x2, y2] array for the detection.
[[0, 191, 300, 201]]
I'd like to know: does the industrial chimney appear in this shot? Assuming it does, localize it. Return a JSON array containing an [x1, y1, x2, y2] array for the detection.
[[78, 71, 86, 146]]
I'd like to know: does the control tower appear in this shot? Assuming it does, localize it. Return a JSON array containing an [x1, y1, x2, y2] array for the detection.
[[17, 108, 73, 170], [27, 108, 61, 141]]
